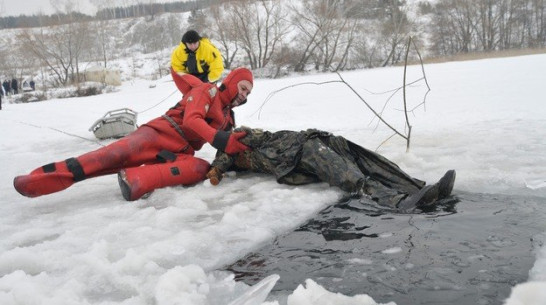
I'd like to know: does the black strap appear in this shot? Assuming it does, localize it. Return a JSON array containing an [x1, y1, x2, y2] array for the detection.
[[42, 163, 56, 173], [212, 130, 230, 151], [161, 115, 191, 153], [162, 115, 186, 139], [65, 158, 85, 182], [156, 150, 177, 163]]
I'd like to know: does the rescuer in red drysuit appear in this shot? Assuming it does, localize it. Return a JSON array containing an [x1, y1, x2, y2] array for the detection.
[[13, 67, 254, 201]]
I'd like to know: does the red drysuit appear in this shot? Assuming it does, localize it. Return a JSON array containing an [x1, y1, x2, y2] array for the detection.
[[14, 68, 253, 200]]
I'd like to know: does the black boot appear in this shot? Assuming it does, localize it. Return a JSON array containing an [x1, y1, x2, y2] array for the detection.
[[397, 170, 456, 211], [397, 184, 440, 211], [438, 170, 456, 199]]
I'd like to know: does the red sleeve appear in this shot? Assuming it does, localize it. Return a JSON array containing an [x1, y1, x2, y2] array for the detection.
[[182, 89, 217, 143], [171, 68, 203, 95]]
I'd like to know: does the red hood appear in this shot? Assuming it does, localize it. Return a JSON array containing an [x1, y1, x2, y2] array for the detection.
[[219, 68, 253, 106]]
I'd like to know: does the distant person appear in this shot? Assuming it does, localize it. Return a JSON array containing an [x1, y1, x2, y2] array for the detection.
[[3, 79, 11, 95], [29, 79, 35, 91], [206, 127, 456, 212], [14, 68, 253, 201], [171, 29, 224, 89], [11, 78, 18, 95]]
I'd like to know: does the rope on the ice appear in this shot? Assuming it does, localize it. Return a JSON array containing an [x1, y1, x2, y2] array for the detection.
[[13, 120, 105, 147], [254, 80, 342, 119], [10, 87, 179, 147], [137, 89, 178, 114]]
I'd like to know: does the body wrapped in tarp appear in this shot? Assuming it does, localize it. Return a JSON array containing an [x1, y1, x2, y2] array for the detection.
[[211, 128, 426, 207]]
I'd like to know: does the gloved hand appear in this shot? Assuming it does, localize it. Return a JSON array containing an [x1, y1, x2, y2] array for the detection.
[[206, 167, 223, 186], [225, 131, 249, 154], [212, 131, 249, 154]]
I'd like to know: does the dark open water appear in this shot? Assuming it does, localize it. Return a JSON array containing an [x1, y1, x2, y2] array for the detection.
[[225, 192, 546, 305]]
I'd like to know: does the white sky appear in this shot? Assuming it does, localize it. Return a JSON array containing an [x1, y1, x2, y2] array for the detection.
[[0, 0, 192, 17], [1, 0, 95, 16], [1, 54, 546, 304]]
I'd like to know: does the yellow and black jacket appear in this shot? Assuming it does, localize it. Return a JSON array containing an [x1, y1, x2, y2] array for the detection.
[[171, 38, 224, 83]]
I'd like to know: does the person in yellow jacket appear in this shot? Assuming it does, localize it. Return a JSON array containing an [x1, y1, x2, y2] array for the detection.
[[171, 30, 224, 84]]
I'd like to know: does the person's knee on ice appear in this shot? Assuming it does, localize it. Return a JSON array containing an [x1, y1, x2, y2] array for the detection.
[[117, 155, 210, 201]]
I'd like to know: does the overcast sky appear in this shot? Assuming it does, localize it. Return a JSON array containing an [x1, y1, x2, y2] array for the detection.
[[0, 0, 194, 17], [1, 0, 95, 16]]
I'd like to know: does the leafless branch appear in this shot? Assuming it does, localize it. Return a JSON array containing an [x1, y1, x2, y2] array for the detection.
[[256, 36, 430, 152]]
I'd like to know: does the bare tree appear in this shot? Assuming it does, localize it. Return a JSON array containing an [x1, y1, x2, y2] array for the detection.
[[0, 43, 29, 89], [288, 0, 360, 72], [187, 9, 208, 32], [495, 0, 546, 49], [18, 16, 91, 87], [313, 3, 359, 71], [165, 13, 183, 46], [526, 0, 546, 47], [225, 0, 289, 69], [377, 0, 414, 66], [19, 29, 71, 86], [289, 0, 338, 72], [210, 4, 239, 70], [473, 0, 504, 51], [48, 0, 93, 83], [326, 14, 360, 71], [428, 0, 546, 55], [429, 0, 477, 55], [92, 16, 114, 68]]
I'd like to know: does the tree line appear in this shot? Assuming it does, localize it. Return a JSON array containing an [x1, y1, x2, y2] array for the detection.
[[0, 0, 223, 29], [1, 0, 544, 90]]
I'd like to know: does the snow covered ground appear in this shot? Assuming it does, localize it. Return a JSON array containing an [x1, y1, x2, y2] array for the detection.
[[1, 54, 545, 305]]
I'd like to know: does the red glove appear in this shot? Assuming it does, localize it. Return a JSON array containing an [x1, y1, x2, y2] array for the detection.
[[225, 131, 249, 154], [212, 131, 249, 154]]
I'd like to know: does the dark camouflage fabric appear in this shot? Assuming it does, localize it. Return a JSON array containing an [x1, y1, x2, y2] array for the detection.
[[211, 127, 426, 208]]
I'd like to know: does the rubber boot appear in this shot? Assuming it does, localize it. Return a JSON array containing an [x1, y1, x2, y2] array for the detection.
[[396, 170, 456, 211], [438, 170, 456, 199], [117, 156, 210, 201], [13, 158, 83, 198], [397, 184, 440, 211]]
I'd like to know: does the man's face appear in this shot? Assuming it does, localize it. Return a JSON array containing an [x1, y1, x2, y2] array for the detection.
[[185, 41, 200, 52], [231, 80, 253, 107]]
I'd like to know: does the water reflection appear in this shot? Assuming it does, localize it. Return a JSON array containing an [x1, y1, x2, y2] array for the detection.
[[225, 192, 543, 305]]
